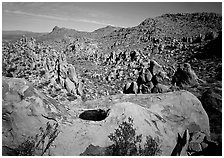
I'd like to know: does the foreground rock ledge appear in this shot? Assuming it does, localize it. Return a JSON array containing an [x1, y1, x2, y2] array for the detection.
[[2, 77, 210, 155], [53, 91, 210, 155]]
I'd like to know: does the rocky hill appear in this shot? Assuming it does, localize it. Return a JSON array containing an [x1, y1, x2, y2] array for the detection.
[[91, 25, 122, 39], [38, 26, 89, 41], [98, 12, 221, 52], [139, 12, 221, 38], [2, 12, 222, 156]]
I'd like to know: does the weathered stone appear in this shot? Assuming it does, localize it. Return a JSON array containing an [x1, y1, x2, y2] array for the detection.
[[123, 82, 138, 94], [200, 142, 208, 150], [151, 73, 164, 85], [145, 81, 154, 90], [51, 90, 209, 156], [65, 77, 77, 95], [145, 68, 153, 82], [151, 83, 170, 93], [4, 92, 22, 102], [172, 63, 199, 87], [123, 82, 131, 94], [149, 59, 163, 76], [59, 62, 68, 79], [188, 131, 206, 152], [2, 79, 10, 99], [2, 77, 61, 155], [131, 82, 138, 94], [140, 84, 151, 94], [59, 76, 65, 88], [80, 144, 105, 156], [77, 80, 83, 96], [201, 88, 222, 113], [67, 65, 79, 85], [137, 71, 146, 84], [188, 142, 202, 152], [133, 69, 139, 76], [191, 131, 206, 143]]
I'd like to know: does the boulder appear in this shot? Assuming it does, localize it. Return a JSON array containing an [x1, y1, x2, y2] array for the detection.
[[137, 68, 153, 85], [133, 69, 139, 76], [51, 90, 209, 156], [123, 82, 131, 94], [140, 82, 154, 94], [64, 77, 77, 95], [151, 83, 170, 93], [131, 82, 138, 94], [59, 76, 65, 88], [151, 73, 164, 85], [149, 59, 163, 76], [137, 71, 146, 85], [2, 77, 63, 155], [123, 82, 138, 94], [201, 87, 222, 113], [200, 86, 222, 146], [172, 63, 199, 87], [77, 80, 83, 96], [67, 65, 79, 85], [145, 68, 153, 82], [140, 84, 151, 94], [188, 131, 206, 152], [59, 62, 68, 79]]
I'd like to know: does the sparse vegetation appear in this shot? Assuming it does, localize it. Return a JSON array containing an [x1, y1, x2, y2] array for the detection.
[[13, 122, 60, 156], [105, 117, 161, 156], [14, 137, 36, 156]]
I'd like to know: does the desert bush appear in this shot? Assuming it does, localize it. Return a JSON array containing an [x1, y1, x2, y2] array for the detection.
[[105, 117, 161, 156], [14, 137, 36, 156], [139, 135, 161, 156], [13, 122, 60, 156]]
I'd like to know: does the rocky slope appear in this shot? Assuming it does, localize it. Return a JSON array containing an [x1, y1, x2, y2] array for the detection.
[[2, 12, 222, 156]]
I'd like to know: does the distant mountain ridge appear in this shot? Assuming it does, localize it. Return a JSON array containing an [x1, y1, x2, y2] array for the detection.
[[104, 12, 221, 41], [95, 12, 221, 52], [91, 25, 122, 38], [3, 12, 221, 44], [2, 30, 46, 42]]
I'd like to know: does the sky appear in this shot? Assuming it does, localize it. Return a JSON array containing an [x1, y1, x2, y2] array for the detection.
[[2, 2, 222, 32]]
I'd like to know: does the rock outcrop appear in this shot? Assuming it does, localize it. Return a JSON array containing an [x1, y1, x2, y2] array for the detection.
[[2, 77, 71, 156], [51, 90, 209, 156], [201, 87, 222, 113], [172, 63, 200, 88], [124, 59, 170, 94], [2, 77, 212, 156]]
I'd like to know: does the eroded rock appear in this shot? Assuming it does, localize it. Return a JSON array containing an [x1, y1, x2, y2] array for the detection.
[[2, 77, 66, 156], [172, 63, 199, 88], [51, 90, 209, 156]]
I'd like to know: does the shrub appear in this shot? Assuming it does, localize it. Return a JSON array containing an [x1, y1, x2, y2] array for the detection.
[[14, 137, 36, 156], [139, 135, 161, 156], [13, 122, 60, 156], [105, 117, 161, 156]]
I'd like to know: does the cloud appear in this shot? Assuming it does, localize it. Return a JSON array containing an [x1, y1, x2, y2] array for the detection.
[[3, 9, 115, 26], [4, 10, 67, 21], [79, 19, 115, 26]]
